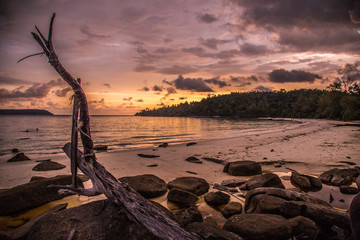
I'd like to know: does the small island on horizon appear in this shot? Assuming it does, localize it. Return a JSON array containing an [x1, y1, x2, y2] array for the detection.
[[0, 109, 54, 116]]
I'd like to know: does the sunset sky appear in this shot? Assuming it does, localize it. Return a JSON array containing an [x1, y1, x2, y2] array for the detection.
[[1, 0, 360, 115]]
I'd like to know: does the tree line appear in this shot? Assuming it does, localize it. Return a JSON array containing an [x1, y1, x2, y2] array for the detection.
[[135, 89, 360, 121]]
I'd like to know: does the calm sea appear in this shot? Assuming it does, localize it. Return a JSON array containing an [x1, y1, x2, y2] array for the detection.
[[0, 115, 301, 159]]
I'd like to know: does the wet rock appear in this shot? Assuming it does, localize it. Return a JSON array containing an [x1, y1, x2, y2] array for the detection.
[[319, 168, 360, 186], [221, 202, 242, 219], [27, 200, 158, 240], [339, 186, 359, 194], [158, 143, 168, 148], [11, 148, 19, 153], [187, 222, 244, 240], [167, 177, 210, 195], [338, 161, 356, 165], [223, 161, 262, 176], [186, 142, 197, 146], [137, 153, 160, 158], [288, 216, 318, 240], [221, 178, 247, 187], [175, 207, 203, 227], [119, 174, 167, 198], [7, 153, 31, 162], [167, 188, 198, 207], [204, 191, 230, 207], [243, 173, 285, 190], [32, 160, 66, 171], [185, 156, 202, 164], [147, 164, 158, 167], [93, 145, 108, 151], [290, 171, 322, 191], [0, 175, 84, 215], [223, 213, 292, 240]]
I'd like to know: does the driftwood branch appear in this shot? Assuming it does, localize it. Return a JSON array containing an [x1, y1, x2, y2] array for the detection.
[[23, 13, 201, 240]]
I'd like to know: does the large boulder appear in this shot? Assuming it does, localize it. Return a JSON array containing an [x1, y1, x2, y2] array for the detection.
[[221, 202, 243, 219], [242, 173, 285, 190], [27, 200, 158, 240], [223, 161, 262, 176], [187, 222, 244, 240], [119, 174, 167, 198], [175, 207, 203, 227], [319, 168, 360, 186], [204, 191, 230, 207], [223, 213, 292, 240], [288, 216, 318, 240], [167, 177, 209, 195], [7, 153, 31, 162], [32, 160, 66, 171], [0, 175, 84, 215], [290, 171, 322, 191], [167, 188, 198, 207]]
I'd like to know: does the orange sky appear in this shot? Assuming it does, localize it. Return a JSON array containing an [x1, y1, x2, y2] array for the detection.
[[1, 0, 360, 115]]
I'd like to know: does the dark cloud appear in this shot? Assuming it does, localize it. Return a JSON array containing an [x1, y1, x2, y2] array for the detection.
[[157, 65, 198, 75], [140, 86, 150, 91], [200, 38, 232, 50], [104, 83, 111, 88], [0, 79, 66, 100], [165, 75, 214, 92], [181, 47, 242, 59], [136, 99, 144, 102], [166, 87, 177, 94], [197, 12, 218, 23], [239, 43, 270, 56], [269, 69, 322, 83], [254, 85, 273, 92], [80, 25, 110, 39], [152, 85, 163, 91], [179, 97, 187, 100], [134, 64, 157, 72], [154, 47, 175, 53], [53, 87, 72, 97], [204, 77, 231, 88], [123, 97, 133, 101], [0, 76, 31, 85]]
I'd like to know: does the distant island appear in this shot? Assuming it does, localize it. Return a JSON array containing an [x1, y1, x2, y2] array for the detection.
[[0, 109, 54, 116]]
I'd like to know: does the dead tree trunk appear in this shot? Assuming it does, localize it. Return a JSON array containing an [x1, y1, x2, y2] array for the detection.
[[24, 13, 201, 240], [70, 78, 80, 188]]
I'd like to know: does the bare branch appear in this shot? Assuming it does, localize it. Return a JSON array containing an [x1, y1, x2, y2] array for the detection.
[[35, 25, 48, 47], [17, 52, 45, 63], [48, 13, 56, 49]]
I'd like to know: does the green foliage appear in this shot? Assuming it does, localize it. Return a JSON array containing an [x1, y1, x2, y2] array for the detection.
[[136, 89, 360, 121]]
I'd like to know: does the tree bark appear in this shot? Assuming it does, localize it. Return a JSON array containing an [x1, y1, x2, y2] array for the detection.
[[27, 13, 201, 240]]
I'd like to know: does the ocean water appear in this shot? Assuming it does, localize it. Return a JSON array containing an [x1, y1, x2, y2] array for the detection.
[[0, 115, 301, 159]]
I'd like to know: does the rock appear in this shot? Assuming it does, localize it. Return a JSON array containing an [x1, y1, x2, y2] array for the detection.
[[186, 142, 197, 146], [26, 200, 158, 240], [223, 161, 262, 176], [147, 164, 158, 167], [290, 171, 322, 191], [11, 148, 19, 153], [158, 143, 168, 148], [243, 173, 285, 190], [288, 216, 318, 240], [245, 187, 350, 230], [185, 156, 202, 164], [32, 160, 66, 171], [319, 168, 360, 186], [7, 153, 31, 162], [221, 178, 247, 187], [167, 188, 198, 207], [187, 222, 244, 240], [221, 202, 242, 218], [167, 177, 210, 195], [223, 213, 292, 240], [175, 207, 203, 227], [119, 174, 167, 198], [202, 157, 226, 165], [340, 186, 359, 194], [338, 161, 357, 165], [186, 171, 198, 175], [0, 175, 84, 215], [93, 145, 108, 151], [204, 191, 230, 207], [137, 153, 160, 158]]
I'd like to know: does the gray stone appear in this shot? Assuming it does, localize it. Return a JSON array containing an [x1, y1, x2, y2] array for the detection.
[[167, 188, 198, 206], [167, 177, 210, 196], [204, 191, 230, 207], [244, 173, 285, 190], [175, 207, 203, 227], [290, 171, 322, 191], [119, 174, 167, 198], [221, 202, 243, 219], [223, 213, 292, 240], [32, 160, 66, 171], [7, 153, 31, 162], [187, 222, 244, 240], [27, 200, 158, 240], [223, 161, 262, 176]]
